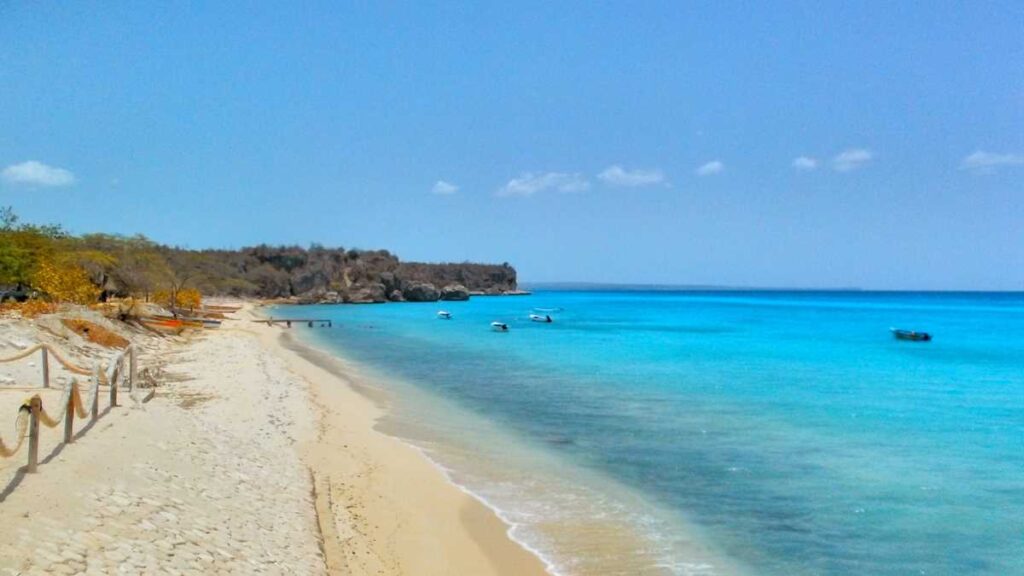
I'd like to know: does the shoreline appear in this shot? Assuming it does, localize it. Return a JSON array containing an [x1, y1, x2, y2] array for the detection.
[[272, 304, 741, 576], [275, 331, 565, 575], [249, 306, 552, 575], [0, 299, 732, 574], [0, 303, 551, 575]]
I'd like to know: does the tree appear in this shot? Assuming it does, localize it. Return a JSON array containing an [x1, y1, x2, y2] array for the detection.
[[31, 258, 100, 304], [0, 221, 58, 288], [112, 240, 174, 300], [0, 234, 34, 287], [0, 207, 18, 230], [152, 287, 202, 311], [178, 288, 201, 310], [245, 263, 291, 297]]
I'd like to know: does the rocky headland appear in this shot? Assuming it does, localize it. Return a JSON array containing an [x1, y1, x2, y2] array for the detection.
[[79, 240, 520, 305], [1, 212, 522, 307], [244, 248, 520, 304]]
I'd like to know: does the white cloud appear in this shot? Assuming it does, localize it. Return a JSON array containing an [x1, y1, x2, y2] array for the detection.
[[597, 165, 666, 187], [960, 150, 1024, 174], [1, 160, 75, 187], [792, 156, 818, 171], [497, 172, 590, 197], [695, 160, 724, 176], [831, 149, 873, 172], [431, 180, 458, 195]]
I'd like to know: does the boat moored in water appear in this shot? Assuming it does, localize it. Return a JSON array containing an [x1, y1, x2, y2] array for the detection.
[[491, 321, 509, 332], [529, 314, 553, 323], [891, 328, 932, 342], [437, 311, 452, 320]]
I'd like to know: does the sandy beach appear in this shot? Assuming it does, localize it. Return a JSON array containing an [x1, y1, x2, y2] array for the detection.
[[0, 303, 548, 575]]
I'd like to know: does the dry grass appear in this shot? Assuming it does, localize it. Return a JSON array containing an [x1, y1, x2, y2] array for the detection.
[[61, 318, 130, 349], [0, 300, 58, 318], [177, 391, 214, 409]]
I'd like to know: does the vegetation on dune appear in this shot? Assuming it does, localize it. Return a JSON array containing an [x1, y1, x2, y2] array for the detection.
[[61, 318, 131, 349], [31, 258, 102, 304], [0, 208, 517, 307]]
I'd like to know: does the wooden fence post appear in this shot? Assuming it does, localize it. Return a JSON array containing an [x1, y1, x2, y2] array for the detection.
[[63, 383, 75, 444], [129, 347, 136, 393], [91, 366, 100, 419], [27, 397, 40, 473], [41, 347, 49, 388], [109, 361, 118, 408]]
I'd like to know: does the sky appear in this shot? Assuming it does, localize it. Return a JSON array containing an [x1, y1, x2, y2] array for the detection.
[[1, 2, 1022, 290]]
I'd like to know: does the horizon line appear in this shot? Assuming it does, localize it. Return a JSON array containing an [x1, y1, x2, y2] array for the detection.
[[519, 281, 1024, 293]]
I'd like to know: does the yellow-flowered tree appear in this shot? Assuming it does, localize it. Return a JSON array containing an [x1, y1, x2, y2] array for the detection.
[[31, 258, 101, 304], [176, 287, 202, 312]]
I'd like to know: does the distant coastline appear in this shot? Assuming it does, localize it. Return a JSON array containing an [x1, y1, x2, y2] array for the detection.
[[0, 209, 520, 306], [522, 282, 865, 292], [522, 282, 1023, 293]]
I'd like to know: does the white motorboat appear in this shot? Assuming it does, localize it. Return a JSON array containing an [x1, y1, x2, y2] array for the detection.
[[491, 321, 509, 332], [529, 314, 553, 323], [437, 310, 452, 319]]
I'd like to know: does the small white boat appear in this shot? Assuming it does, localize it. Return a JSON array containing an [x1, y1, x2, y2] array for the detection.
[[529, 314, 553, 323], [491, 321, 509, 332], [437, 311, 452, 319]]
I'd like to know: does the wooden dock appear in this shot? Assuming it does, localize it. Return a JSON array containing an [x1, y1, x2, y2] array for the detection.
[[253, 318, 333, 328]]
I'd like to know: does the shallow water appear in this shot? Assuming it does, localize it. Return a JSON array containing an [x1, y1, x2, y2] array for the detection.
[[281, 291, 1024, 575]]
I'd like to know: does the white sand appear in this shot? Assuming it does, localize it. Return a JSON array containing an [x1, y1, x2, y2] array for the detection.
[[0, 304, 548, 575]]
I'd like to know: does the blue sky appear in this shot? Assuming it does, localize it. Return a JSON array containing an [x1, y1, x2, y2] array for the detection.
[[2, 2, 1022, 289]]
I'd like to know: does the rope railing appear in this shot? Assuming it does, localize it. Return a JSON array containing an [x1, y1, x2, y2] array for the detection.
[[37, 378, 91, 429], [0, 343, 127, 387], [0, 344, 145, 474], [0, 403, 30, 458]]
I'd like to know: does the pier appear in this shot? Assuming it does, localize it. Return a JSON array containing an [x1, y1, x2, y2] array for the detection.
[[253, 318, 333, 328]]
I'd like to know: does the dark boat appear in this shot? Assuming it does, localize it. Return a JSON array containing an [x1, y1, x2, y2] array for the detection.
[[891, 328, 931, 342]]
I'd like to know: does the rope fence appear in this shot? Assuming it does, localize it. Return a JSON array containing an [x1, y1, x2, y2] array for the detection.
[[0, 344, 149, 474], [0, 405, 29, 458], [0, 343, 93, 384]]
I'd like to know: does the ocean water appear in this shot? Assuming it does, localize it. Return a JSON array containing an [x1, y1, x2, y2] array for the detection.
[[280, 291, 1024, 575]]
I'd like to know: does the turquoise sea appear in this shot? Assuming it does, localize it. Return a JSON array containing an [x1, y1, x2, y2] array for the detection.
[[280, 291, 1024, 575]]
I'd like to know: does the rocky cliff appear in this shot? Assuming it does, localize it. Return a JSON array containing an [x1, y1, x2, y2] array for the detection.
[[177, 245, 517, 304], [395, 262, 518, 295]]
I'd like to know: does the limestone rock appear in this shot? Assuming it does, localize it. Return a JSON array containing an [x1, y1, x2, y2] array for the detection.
[[379, 272, 402, 296], [439, 284, 469, 301], [402, 282, 440, 302], [316, 291, 342, 304], [344, 283, 386, 304]]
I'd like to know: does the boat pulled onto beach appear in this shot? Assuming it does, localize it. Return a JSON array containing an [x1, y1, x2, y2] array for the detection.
[[891, 328, 932, 342], [139, 316, 188, 335], [152, 314, 221, 329]]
